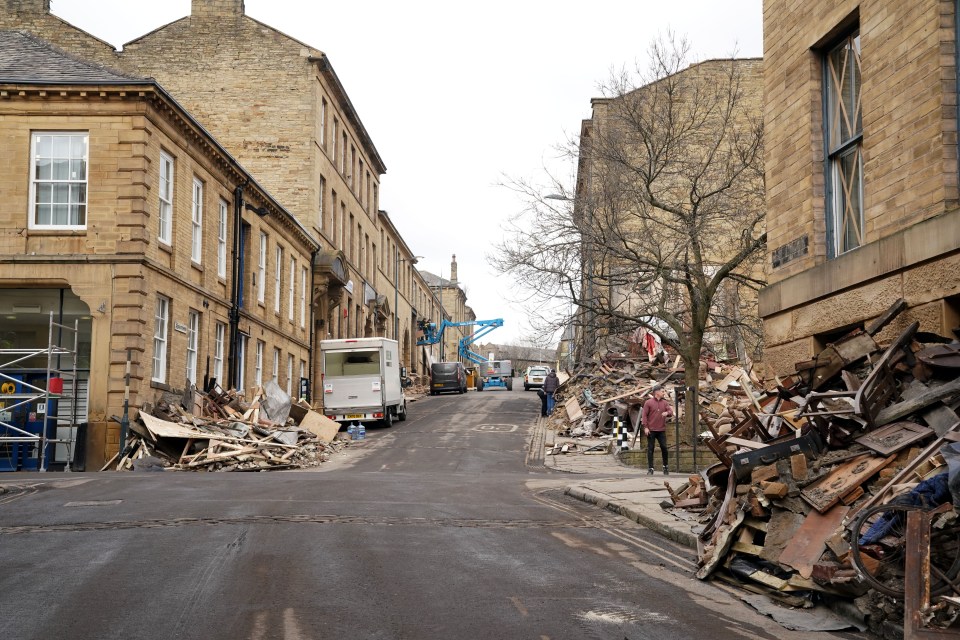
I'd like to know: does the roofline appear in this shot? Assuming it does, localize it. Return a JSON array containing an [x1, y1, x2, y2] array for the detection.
[[0, 77, 319, 251], [589, 56, 763, 103], [309, 54, 387, 175], [119, 11, 386, 176], [377, 209, 419, 260]]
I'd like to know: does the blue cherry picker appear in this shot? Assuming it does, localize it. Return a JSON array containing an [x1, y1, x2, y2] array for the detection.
[[417, 318, 514, 391]]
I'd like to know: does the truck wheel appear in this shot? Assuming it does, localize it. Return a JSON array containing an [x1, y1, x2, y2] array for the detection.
[[505, 379, 513, 391], [398, 402, 407, 421], [383, 410, 393, 428]]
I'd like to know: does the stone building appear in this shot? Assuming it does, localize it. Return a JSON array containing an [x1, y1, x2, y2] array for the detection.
[[574, 58, 765, 363], [420, 255, 476, 364], [0, 30, 318, 467], [760, 0, 960, 373], [377, 210, 444, 374], [0, 0, 440, 376]]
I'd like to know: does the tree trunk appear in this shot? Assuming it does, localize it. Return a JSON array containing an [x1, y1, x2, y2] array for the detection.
[[681, 353, 701, 470]]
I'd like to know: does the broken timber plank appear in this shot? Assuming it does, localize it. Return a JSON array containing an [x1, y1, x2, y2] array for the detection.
[[563, 397, 583, 423], [875, 377, 960, 426], [855, 421, 933, 455], [865, 298, 907, 336], [778, 505, 849, 579], [801, 454, 895, 513]]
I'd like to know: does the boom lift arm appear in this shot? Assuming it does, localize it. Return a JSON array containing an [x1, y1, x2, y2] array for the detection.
[[417, 318, 504, 365]]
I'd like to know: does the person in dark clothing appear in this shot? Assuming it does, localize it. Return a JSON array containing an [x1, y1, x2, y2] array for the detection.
[[537, 388, 548, 416], [542, 369, 560, 415], [642, 385, 674, 475]]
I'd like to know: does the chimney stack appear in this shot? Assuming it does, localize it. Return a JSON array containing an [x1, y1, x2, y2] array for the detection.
[[4, 0, 50, 14], [191, 0, 245, 18], [450, 254, 458, 284]]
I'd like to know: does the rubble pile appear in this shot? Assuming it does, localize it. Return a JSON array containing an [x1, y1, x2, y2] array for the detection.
[[682, 305, 960, 633], [550, 300, 960, 633], [550, 350, 761, 447], [110, 380, 347, 472]]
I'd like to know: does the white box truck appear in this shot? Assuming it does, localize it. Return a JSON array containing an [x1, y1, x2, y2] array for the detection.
[[320, 337, 407, 427]]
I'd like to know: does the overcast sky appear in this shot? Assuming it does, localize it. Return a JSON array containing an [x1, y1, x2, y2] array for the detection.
[[51, 0, 763, 345]]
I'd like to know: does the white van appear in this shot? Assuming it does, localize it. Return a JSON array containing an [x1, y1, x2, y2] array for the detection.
[[320, 338, 407, 427]]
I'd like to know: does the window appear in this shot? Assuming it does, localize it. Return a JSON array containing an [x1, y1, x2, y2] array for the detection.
[[373, 184, 378, 214], [287, 354, 294, 396], [258, 232, 267, 304], [340, 202, 347, 250], [300, 265, 308, 328], [273, 348, 280, 382], [365, 171, 371, 211], [157, 151, 174, 243], [825, 30, 863, 257], [333, 119, 339, 165], [318, 175, 326, 232], [152, 296, 169, 382], [255, 340, 264, 387], [186, 310, 199, 385], [274, 246, 283, 313], [350, 145, 356, 188], [288, 257, 296, 322], [237, 334, 247, 391], [349, 214, 355, 261], [191, 178, 203, 263], [359, 160, 365, 204], [341, 132, 347, 175], [331, 190, 338, 242], [213, 322, 225, 386], [217, 199, 228, 278], [30, 132, 88, 229], [320, 98, 328, 150], [300, 359, 307, 396]]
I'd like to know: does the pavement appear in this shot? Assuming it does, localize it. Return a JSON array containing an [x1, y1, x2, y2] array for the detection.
[[534, 416, 701, 549]]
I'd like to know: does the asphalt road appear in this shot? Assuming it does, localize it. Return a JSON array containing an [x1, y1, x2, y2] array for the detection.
[[0, 385, 866, 640]]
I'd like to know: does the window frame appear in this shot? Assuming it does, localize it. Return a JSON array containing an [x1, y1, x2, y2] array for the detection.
[[258, 232, 267, 305], [823, 29, 864, 258], [255, 340, 264, 387], [300, 264, 308, 328], [29, 131, 89, 230], [288, 256, 296, 322], [213, 321, 225, 385], [286, 354, 294, 396], [158, 151, 174, 244], [274, 246, 283, 314], [217, 199, 228, 278], [152, 296, 170, 383], [186, 310, 199, 385], [191, 177, 204, 264]]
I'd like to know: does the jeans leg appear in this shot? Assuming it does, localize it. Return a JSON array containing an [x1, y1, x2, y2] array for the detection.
[[647, 434, 655, 469]]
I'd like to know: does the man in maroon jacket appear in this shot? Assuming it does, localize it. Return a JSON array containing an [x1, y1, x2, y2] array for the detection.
[[642, 385, 674, 475]]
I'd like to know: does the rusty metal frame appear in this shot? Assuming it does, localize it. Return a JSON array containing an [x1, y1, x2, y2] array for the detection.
[[904, 506, 960, 638]]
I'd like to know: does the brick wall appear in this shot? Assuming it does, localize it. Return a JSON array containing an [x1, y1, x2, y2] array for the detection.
[[761, 0, 960, 372]]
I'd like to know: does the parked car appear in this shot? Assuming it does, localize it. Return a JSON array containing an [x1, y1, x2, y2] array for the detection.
[[523, 365, 550, 391], [430, 362, 467, 395]]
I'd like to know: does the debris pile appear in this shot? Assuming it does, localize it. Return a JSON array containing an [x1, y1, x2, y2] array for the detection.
[[678, 302, 960, 635], [550, 300, 960, 634], [109, 380, 347, 472]]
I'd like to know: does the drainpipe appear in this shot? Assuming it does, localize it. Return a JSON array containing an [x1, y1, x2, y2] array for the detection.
[[308, 248, 318, 404], [227, 179, 249, 388]]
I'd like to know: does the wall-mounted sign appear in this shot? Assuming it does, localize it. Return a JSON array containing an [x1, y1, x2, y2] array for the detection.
[[174, 322, 188, 334]]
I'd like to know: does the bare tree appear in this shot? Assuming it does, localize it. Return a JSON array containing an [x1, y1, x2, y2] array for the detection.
[[492, 35, 766, 424]]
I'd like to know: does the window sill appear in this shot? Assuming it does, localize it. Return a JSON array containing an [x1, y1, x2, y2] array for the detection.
[[27, 228, 87, 236], [191, 261, 203, 273], [150, 380, 172, 392], [159, 242, 173, 255]]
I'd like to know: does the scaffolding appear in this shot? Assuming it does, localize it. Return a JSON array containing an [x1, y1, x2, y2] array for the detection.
[[0, 312, 80, 472]]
